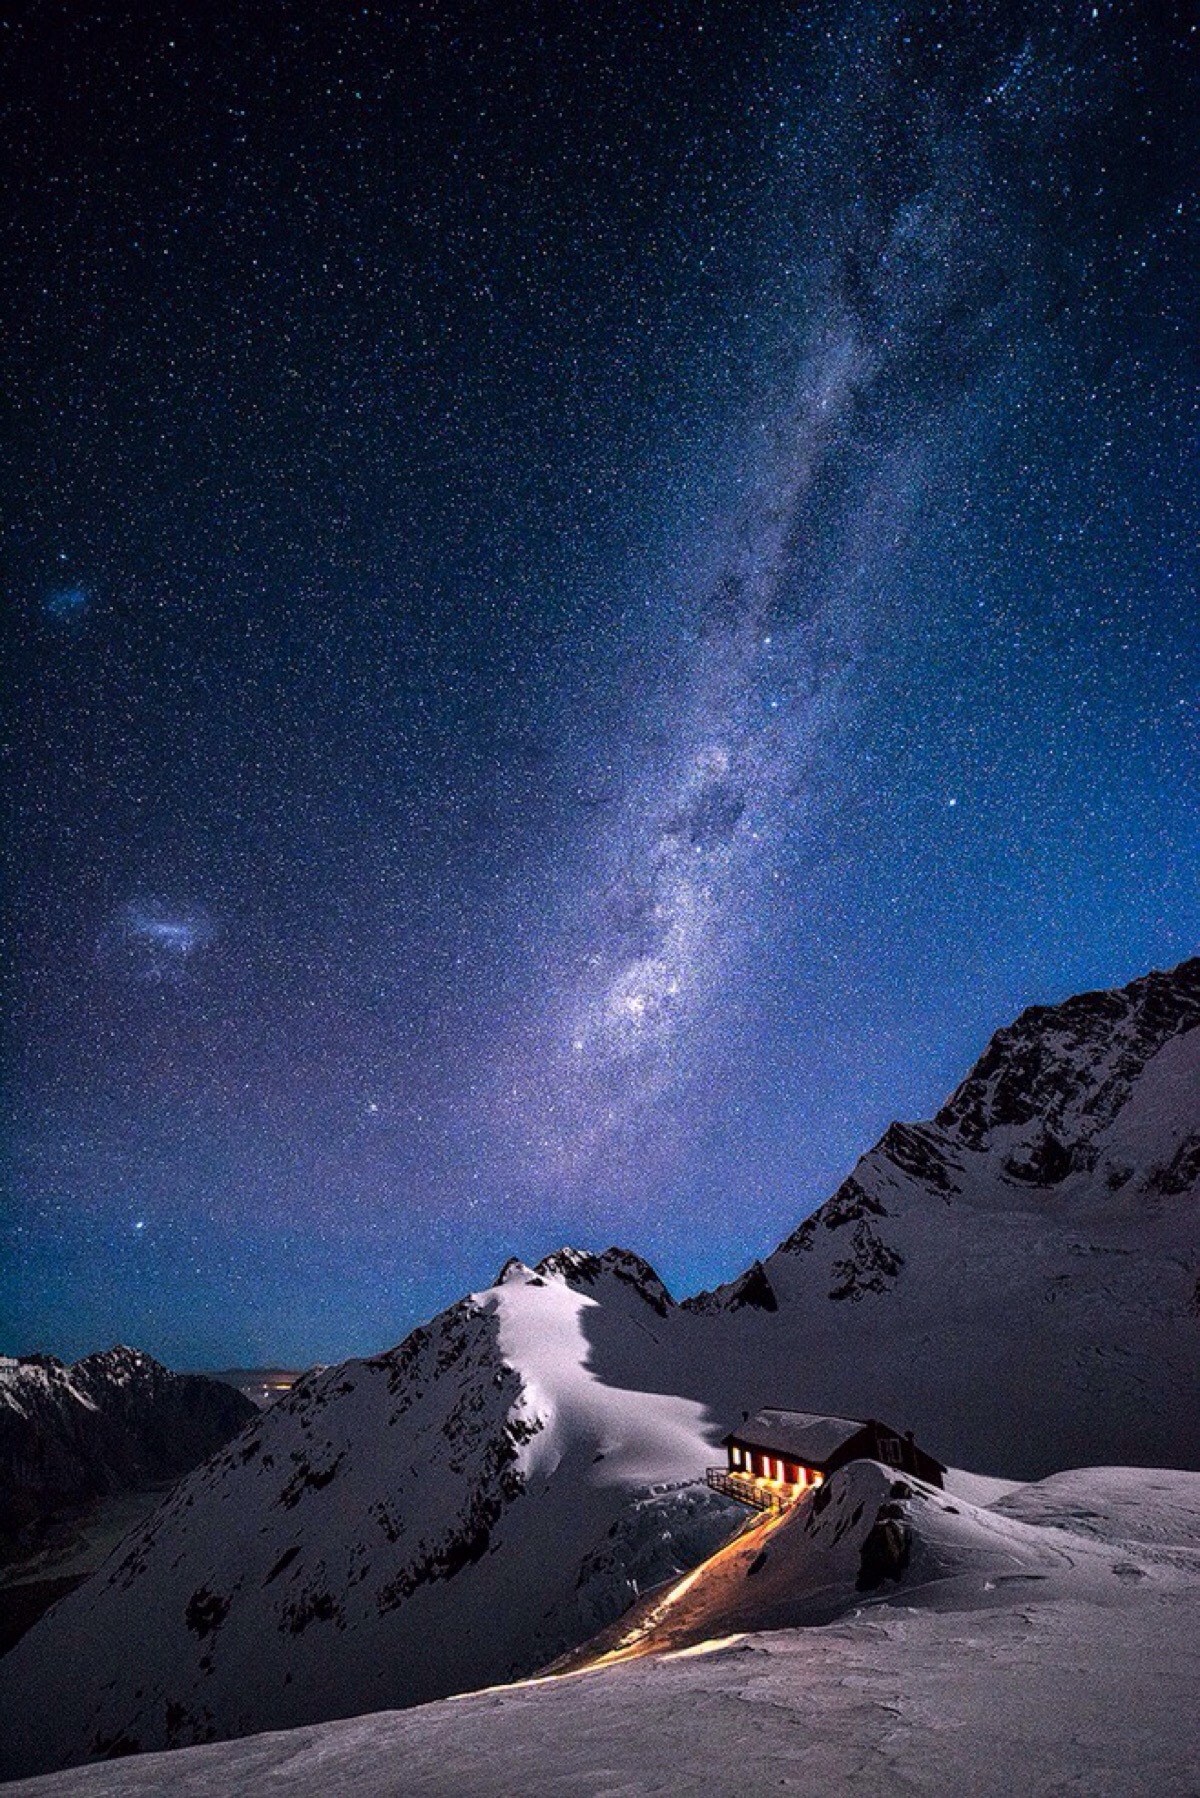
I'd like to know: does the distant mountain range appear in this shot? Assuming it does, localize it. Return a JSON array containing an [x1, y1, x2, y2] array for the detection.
[[0, 1348, 257, 1538], [1, 956, 1196, 1780]]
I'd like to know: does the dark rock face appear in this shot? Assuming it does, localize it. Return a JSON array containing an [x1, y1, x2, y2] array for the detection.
[[1002, 1130, 1076, 1186], [534, 1246, 676, 1318], [1151, 1134, 1200, 1197], [681, 1260, 778, 1315], [828, 1226, 905, 1302], [857, 1500, 914, 1590], [876, 1121, 962, 1193], [0, 1348, 257, 1536], [936, 959, 1200, 1152], [777, 1174, 889, 1259], [724, 1261, 779, 1313]]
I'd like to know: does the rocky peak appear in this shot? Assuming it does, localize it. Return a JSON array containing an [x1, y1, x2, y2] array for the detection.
[[72, 1346, 166, 1392], [936, 957, 1199, 1162], [494, 1257, 536, 1286], [682, 1259, 779, 1315], [81, 1344, 153, 1369], [534, 1246, 675, 1317]]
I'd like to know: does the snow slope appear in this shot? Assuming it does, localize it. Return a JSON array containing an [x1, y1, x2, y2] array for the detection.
[[6, 1462, 1199, 1797], [552, 1457, 1200, 1669]]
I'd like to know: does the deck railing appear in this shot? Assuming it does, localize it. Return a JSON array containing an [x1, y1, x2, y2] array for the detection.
[[705, 1467, 798, 1514]]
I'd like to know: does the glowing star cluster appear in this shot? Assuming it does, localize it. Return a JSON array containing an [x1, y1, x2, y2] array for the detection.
[[97, 902, 218, 984]]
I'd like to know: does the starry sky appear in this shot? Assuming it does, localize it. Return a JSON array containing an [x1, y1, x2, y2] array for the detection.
[[3, 1, 1196, 1368]]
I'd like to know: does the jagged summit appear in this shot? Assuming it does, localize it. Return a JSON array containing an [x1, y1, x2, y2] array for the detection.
[[535, 1246, 676, 1317], [6, 1346, 183, 1388], [491, 1246, 676, 1318], [71, 1346, 164, 1390], [936, 956, 1200, 1164]]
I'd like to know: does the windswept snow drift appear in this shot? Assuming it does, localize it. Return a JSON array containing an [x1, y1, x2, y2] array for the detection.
[[5, 1463, 1200, 1797]]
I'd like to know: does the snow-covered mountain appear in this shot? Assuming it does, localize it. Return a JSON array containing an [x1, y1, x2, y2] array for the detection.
[[0, 1266, 739, 1777], [0, 1348, 256, 1537], [673, 955, 1200, 1475], [1, 956, 1196, 1779]]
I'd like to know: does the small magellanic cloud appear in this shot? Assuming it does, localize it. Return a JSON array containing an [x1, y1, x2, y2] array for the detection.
[[45, 585, 89, 621]]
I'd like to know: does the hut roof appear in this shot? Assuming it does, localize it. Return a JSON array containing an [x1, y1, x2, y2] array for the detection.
[[723, 1409, 867, 1465]]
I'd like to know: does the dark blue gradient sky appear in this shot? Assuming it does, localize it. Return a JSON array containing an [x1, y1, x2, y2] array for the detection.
[[4, 1, 1196, 1366]]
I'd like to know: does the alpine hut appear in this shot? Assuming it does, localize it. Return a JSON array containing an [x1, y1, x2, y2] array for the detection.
[[707, 1408, 945, 1511]]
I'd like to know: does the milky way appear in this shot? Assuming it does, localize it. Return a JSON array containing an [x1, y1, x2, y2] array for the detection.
[[511, 10, 1140, 1183], [3, 1, 1195, 1363]]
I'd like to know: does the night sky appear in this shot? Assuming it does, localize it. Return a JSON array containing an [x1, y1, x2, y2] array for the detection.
[[4, 2, 1196, 1368]]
